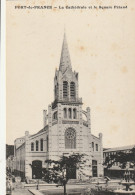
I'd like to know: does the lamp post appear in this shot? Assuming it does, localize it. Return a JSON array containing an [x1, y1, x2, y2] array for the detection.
[[62, 165, 67, 195]]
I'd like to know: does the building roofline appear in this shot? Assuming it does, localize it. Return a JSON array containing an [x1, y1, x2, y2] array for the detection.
[[91, 134, 100, 140], [16, 142, 25, 150], [103, 144, 135, 153], [30, 125, 48, 138], [14, 136, 25, 142]]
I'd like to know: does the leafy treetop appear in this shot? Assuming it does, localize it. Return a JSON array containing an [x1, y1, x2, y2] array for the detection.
[[103, 147, 135, 169], [42, 153, 89, 184]]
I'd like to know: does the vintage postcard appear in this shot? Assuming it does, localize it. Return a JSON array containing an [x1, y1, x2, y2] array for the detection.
[[5, 0, 135, 194]]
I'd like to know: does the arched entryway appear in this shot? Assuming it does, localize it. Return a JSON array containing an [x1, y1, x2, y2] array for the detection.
[[92, 160, 98, 177], [32, 160, 42, 179], [67, 166, 76, 179]]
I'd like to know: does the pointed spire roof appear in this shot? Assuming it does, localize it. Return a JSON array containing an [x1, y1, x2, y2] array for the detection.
[[59, 32, 72, 74]]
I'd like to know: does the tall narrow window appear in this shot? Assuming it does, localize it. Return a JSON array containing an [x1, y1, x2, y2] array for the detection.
[[36, 141, 39, 151], [63, 81, 68, 98], [68, 108, 72, 119], [55, 85, 57, 98], [73, 108, 77, 119], [40, 139, 43, 151], [57, 83, 59, 98], [47, 136, 49, 152], [63, 108, 67, 118], [53, 111, 57, 120], [92, 142, 94, 151], [65, 128, 76, 149], [96, 144, 98, 151], [31, 142, 34, 151], [70, 82, 75, 98]]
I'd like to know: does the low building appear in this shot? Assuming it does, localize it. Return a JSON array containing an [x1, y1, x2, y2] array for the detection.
[[103, 145, 135, 178]]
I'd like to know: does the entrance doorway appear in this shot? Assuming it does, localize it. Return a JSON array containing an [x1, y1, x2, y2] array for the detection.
[[92, 160, 98, 177], [32, 160, 42, 179], [67, 166, 76, 179]]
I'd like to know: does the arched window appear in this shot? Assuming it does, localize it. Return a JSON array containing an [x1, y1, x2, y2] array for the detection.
[[65, 128, 76, 149], [70, 82, 75, 98], [40, 139, 43, 151], [92, 142, 94, 151], [47, 136, 49, 152], [36, 140, 39, 151], [63, 81, 68, 98], [73, 108, 77, 119], [68, 108, 72, 119], [63, 108, 67, 118], [31, 142, 34, 151], [96, 144, 98, 151]]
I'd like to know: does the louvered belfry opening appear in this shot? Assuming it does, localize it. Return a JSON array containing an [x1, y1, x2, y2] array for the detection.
[[63, 81, 68, 99], [70, 82, 75, 99]]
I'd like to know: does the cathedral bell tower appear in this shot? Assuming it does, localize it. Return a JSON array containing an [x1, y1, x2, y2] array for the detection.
[[52, 33, 82, 108], [48, 33, 92, 180]]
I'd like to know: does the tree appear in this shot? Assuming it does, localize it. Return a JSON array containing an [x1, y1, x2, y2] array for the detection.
[[42, 153, 90, 195], [103, 147, 135, 169], [6, 144, 14, 159], [104, 147, 135, 191]]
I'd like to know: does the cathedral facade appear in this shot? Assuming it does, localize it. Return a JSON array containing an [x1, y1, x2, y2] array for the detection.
[[14, 34, 103, 180]]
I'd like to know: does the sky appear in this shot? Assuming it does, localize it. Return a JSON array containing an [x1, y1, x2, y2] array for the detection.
[[6, 0, 135, 148]]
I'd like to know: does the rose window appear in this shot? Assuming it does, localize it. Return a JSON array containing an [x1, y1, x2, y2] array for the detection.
[[65, 128, 76, 149], [65, 129, 76, 140]]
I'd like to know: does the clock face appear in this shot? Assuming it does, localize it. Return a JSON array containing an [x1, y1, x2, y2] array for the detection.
[[65, 128, 76, 140]]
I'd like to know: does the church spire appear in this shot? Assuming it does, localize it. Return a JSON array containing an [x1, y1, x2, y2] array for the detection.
[[59, 32, 72, 74]]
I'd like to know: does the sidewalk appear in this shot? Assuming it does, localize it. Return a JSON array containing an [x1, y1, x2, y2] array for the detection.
[[12, 189, 32, 195]]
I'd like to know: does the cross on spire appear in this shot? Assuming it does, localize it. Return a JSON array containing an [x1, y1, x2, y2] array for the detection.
[[59, 32, 72, 74]]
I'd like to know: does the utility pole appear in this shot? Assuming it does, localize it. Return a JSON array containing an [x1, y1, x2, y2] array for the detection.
[[63, 179, 66, 195]]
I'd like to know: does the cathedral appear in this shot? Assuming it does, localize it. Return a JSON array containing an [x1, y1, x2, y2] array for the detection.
[[14, 33, 103, 180]]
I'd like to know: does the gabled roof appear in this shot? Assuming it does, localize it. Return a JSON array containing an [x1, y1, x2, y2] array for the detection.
[[91, 134, 100, 140], [30, 125, 48, 138]]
